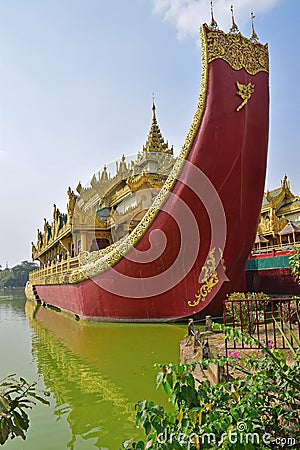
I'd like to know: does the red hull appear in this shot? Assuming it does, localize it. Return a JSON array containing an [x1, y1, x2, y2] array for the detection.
[[30, 26, 269, 321]]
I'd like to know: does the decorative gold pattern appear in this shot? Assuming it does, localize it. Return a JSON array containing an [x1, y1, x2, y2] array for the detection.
[[236, 81, 255, 111], [188, 248, 226, 307], [199, 248, 217, 282], [188, 272, 219, 307], [206, 28, 269, 75]]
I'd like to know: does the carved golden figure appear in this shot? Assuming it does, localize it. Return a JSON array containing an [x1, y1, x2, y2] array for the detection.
[[236, 81, 255, 111]]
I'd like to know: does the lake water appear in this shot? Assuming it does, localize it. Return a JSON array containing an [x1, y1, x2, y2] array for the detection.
[[0, 290, 186, 449]]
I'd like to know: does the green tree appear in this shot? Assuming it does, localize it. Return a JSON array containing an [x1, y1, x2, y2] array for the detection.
[[0, 261, 38, 289], [0, 270, 12, 290]]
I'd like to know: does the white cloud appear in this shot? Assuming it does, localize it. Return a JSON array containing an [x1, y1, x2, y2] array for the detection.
[[152, 0, 282, 40]]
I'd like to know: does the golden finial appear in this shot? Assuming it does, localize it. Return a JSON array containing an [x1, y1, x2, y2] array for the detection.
[[152, 92, 156, 120], [209, 1, 218, 31], [229, 5, 239, 34], [250, 12, 259, 42]]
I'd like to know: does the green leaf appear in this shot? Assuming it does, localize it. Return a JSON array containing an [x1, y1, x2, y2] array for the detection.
[[151, 405, 164, 418], [123, 438, 134, 448], [274, 316, 300, 356], [144, 421, 151, 436], [11, 423, 26, 440], [29, 393, 50, 405], [1, 419, 9, 444], [13, 410, 29, 432], [156, 371, 164, 389], [0, 396, 10, 412], [163, 381, 171, 396]]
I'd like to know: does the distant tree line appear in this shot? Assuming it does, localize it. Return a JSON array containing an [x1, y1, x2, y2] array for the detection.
[[0, 261, 38, 289]]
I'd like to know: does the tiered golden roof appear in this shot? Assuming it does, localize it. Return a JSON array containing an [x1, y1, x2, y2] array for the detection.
[[31, 102, 175, 265], [255, 176, 300, 251], [142, 102, 173, 154]]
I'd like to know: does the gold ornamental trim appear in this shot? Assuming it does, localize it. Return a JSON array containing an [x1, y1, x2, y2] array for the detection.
[[206, 28, 269, 75]]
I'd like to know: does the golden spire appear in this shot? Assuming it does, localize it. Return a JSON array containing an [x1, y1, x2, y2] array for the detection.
[[209, 1, 218, 31], [142, 100, 173, 155], [250, 12, 259, 42], [229, 5, 239, 33], [152, 94, 156, 121]]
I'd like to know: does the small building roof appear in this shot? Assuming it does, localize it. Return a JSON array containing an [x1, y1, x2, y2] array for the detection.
[[278, 222, 300, 235], [255, 234, 269, 243]]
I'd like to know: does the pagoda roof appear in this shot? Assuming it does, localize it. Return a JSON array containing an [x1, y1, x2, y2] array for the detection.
[[255, 234, 269, 243], [142, 102, 173, 155], [262, 175, 299, 210], [279, 222, 300, 235]]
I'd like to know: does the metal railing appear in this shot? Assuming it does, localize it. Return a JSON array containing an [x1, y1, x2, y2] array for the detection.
[[223, 297, 299, 378], [251, 242, 300, 255], [224, 297, 300, 350], [29, 256, 80, 282]]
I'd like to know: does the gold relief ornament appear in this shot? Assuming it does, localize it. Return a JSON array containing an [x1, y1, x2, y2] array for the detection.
[[199, 248, 215, 283], [188, 271, 219, 307], [236, 81, 255, 111], [206, 27, 269, 75], [199, 247, 226, 282], [188, 248, 226, 307]]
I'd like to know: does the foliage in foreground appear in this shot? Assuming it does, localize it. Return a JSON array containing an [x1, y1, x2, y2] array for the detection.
[[122, 324, 300, 449], [289, 247, 300, 284], [0, 374, 50, 445]]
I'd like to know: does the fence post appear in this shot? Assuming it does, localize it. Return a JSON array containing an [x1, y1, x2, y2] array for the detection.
[[205, 315, 212, 331]]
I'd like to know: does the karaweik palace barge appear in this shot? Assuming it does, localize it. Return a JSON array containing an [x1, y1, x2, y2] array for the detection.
[[26, 9, 270, 321]]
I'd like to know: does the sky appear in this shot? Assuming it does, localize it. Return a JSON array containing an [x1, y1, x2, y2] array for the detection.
[[0, 0, 299, 267]]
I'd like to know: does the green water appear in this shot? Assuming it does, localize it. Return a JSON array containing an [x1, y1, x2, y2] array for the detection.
[[0, 290, 186, 449]]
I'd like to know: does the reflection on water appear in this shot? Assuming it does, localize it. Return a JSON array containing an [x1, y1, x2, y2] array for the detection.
[[0, 291, 186, 449]]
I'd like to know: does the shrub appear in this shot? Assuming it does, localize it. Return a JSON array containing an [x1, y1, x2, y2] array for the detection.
[[121, 323, 299, 450], [289, 248, 300, 284]]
